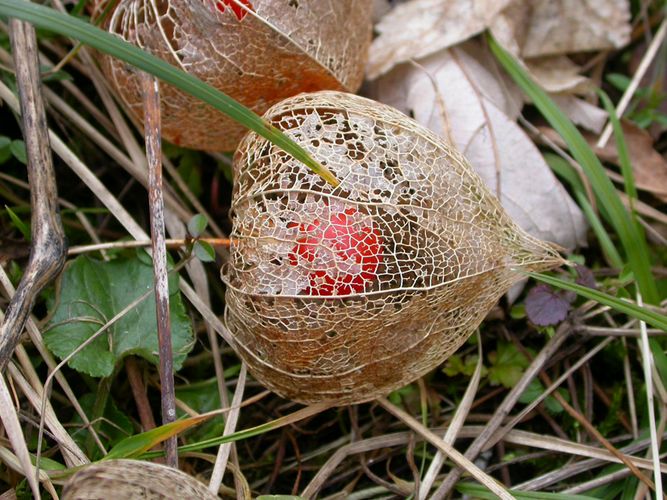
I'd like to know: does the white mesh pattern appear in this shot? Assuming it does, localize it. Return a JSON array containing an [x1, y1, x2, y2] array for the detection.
[[92, 0, 373, 151], [223, 91, 564, 405]]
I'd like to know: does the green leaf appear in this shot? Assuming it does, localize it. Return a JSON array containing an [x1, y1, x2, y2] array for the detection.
[[442, 354, 466, 377], [175, 378, 226, 443], [487, 341, 530, 388], [10, 139, 27, 164], [518, 379, 567, 414], [70, 393, 134, 460], [0, 137, 11, 164], [44, 255, 194, 377], [443, 354, 485, 378], [193, 240, 215, 262], [175, 150, 204, 198], [598, 91, 638, 202], [5, 205, 30, 241], [187, 214, 208, 238], [606, 73, 631, 92], [0, 0, 339, 187]]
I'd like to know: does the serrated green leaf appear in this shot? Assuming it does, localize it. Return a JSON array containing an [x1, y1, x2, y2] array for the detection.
[[44, 255, 194, 377], [187, 214, 208, 238], [443, 354, 485, 378], [487, 341, 530, 388], [10, 140, 27, 164], [193, 240, 215, 262], [518, 379, 566, 414], [442, 354, 465, 377]]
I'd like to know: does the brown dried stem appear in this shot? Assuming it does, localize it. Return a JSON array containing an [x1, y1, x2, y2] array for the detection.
[[377, 397, 513, 500], [141, 72, 177, 467], [125, 357, 157, 433], [539, 364, 656, 493], [68, 238, 233, 255], [0, 20, 66, 372]]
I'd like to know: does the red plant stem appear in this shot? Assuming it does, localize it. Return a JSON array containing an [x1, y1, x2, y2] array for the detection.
[[125, 357, 157, 433], [142, 72, 177, 467]]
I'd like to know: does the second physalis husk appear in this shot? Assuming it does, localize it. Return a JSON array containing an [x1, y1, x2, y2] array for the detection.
[[92, 0, 372, 151], [223, 91, 564, 405]]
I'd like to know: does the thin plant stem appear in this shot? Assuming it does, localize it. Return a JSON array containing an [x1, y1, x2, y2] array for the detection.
[[68, 238, 233, 255], [142, 72, 177, 467]]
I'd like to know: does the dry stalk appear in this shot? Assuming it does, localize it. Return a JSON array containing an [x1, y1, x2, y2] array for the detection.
[[141, 72, 177, 467], [0, 372, 41, 499], [377, 397, 514, 500], [0, 20, 66, 371], [431, 323, 571, 497], [533, 351, 657, 492]]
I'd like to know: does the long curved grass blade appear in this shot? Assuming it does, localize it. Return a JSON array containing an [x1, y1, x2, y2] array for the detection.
[[104, 413, 212, 460], [488, 33, 658, 305], [598, 91, 638, 203], [528, 272, 667, 332], [139, 402, 330, 459], [0, 0, 339, 186], [457, 482, 596, 499], [546, 154, 623, 268]]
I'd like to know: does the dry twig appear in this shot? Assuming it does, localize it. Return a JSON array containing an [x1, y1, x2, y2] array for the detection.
[[141, 72, 178, 467], [0, 20, 66, 371]]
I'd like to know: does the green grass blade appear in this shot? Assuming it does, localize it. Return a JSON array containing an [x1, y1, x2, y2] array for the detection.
[[457, 482, 597, 499], [598, 91, 638, 203], [546, 154, 623, 268], [0, 0, 339, 187], [140, 403, 330, 458], [528, 272, 667, 332], [576, 195, 624, 269], [488, 34, 659, 304], [104, 413, 213, 460], [5, 205, 31, 241]]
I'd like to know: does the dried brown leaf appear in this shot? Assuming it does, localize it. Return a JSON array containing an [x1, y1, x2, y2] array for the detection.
[[367, 0, 512, 79], [551, 95, 608, 134], [525, 56, 592, 95], [489, 0, 631, 59], [598, 121, 667, 202], [541, 121, 667, 201], [369, 47, 587, 251]]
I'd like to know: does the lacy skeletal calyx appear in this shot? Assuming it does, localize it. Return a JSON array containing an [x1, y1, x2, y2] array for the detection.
[[223, 91, 564, 405], [92, 0, 372, 151]]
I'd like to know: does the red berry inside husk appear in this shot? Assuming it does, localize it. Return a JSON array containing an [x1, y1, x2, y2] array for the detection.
[[288, 208, 383, 296], [215, 0, 254, 21]]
